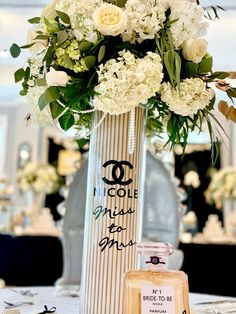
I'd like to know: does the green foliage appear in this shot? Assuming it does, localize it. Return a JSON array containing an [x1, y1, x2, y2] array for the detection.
[[10, 43, 21, 58], [59, 110, 75, 130], [50, 101, 65, 119], [28, 17, 41, 24], [56, 10, 71, 24], [14, 68, 25, 83]]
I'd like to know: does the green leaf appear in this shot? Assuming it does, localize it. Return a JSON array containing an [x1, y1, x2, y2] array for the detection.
[[59, 110, 75, 130], [14, 68, 25, 83], [78, 41, 93, 52], [10, 43, 21, 58], [44, 18, 58, 33], [116, 0, 127, 7], [43, 46, 55, 67], [45, 87, 60, 103], [184, 62, 198, 76], [198, 57, 213, 74], [36, 78, 47, 86], [227, 88, 236, 99], [209, 71, 229, 80], [62, 54, 74, 67], [57, 30, 68, 45], [56, 10, 71, 24], [76, 138, 89, 148], [20, 43, 35, 49], [164, 50, 175, 86], [174, 52, 181, 88], [25, 67, 31, 80], [28, 17, 41, 24], [50, 101, 65, 119], [98, 45, 106, 62], [84, 56, 96, 69], [33, 34, 49, 40], [38, 93, 48, 111]]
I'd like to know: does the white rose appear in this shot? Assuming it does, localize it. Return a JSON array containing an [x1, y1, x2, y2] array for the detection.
[[41, 0, 58, 20], [46, 68, 69, 87], [93, 3, 127, 36], [28, 25, 48, 54], [182, 38, 208, 64]]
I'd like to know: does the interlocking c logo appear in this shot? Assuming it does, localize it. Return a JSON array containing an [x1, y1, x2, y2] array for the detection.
[[102, 160, 133, 186]]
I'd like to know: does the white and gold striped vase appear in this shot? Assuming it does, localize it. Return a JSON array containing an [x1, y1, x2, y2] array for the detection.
[[80, 107, 146, 314]]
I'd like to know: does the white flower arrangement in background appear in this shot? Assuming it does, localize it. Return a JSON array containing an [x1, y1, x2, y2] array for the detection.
[[205, 167, 236, 209], [17, 162, 61, 194]]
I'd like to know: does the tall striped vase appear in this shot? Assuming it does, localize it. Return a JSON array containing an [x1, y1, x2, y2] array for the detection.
[[80, 107, 146, 314]]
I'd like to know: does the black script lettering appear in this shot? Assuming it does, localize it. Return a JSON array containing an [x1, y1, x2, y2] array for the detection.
[[99, 237, 136, 252], [93, 205, 135, 220], [108, 223, 126, 234]]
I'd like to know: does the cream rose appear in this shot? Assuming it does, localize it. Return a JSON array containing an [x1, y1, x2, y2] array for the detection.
[[46, 68, 69, 87], [182, 38, 207, 63], [92, 3, 127, 36]]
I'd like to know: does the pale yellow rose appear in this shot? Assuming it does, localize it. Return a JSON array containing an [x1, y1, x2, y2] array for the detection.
[[46, 68, 70, 87], [41, 0, 58, 20], [182, 38, 208, 64], [93, 3, 127, 36]]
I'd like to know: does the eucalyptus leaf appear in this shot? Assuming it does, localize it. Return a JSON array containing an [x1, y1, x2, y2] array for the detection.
[[50, 101, 65, 119], [28, 17, 41, 24], [209, 71, 229, 80], [38, 93, 48, 111], [84, 56, 96, 69], [43, 46, 55, 67], [33, 34, 49, 40], [57, 30, 68, 44], [20, 43, 36, 49], [14, 68, 25, 83], [98, 45, 106, 62], [56, 10, 71, 24], [10, 43, 21, 58], [227, 88, 236, 99], [59, 110, 75, 130], [78, 41, 93, 52], [62, 54, 74, 67]]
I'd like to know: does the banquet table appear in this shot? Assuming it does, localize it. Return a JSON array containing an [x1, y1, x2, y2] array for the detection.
[[0, 287, 235, 313]]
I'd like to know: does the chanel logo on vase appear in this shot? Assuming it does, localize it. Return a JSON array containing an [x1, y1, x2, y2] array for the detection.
[[102, 160, 133, 186]]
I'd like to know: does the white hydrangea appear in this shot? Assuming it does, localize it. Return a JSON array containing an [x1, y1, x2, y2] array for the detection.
[[27, 86, 52, 125], [56, 0, 103, 43], [122, 0, 168, 43], [92, 50, 163, 115], [168, 0, 208, 49], [161, 78, 214, 116]]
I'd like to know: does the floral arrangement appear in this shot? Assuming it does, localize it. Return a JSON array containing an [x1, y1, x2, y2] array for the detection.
[[205, 167, 236, 209], [17, 162, 61, 194], [10, 0, 236, 150]]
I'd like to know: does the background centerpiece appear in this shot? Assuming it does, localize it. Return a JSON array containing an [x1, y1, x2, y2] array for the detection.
[[10, 0, 236, 313]]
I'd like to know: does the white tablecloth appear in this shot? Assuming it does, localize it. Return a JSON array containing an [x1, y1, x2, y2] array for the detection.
[[0, 287, 234, 313]]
